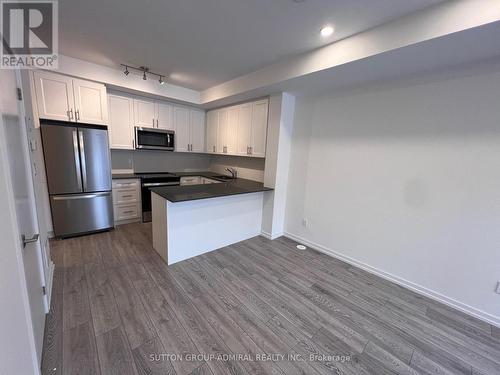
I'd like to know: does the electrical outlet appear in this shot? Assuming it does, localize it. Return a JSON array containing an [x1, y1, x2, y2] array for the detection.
[[302, 218, 309, 227], [495, 281, 500, 295]]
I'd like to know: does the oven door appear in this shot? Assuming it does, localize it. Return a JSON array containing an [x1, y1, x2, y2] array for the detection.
[[141, 181, 180, 222], [135, 127, 174, 150]]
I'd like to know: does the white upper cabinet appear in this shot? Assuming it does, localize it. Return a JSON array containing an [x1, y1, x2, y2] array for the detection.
[[134, 98, 156, 128], [157, 102, 174, 130], [206, 98, 268, 158], [34, 70, 108, 125], [250, 100, 269, 157], [174, 106, 190, 152], [34, 70, 75, 122], [190, 109, 206, 153], [237, 103, 252, 156], [217, 108, 229, 154], [33, 71, 107, 124], [206, 110, 218, 154], [108, 94, 134, 150], [72, 78, 108, 125], [225, 106, 239, 154]]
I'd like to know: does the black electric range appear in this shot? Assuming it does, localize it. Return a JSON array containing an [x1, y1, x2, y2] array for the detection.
[[138, 173, 180, 222]]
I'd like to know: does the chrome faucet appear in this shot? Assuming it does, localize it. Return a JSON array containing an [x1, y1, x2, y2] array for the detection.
[[225, 167, 237, 179]]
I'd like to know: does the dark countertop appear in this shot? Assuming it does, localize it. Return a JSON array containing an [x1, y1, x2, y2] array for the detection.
[[150, 177, 272, 203], [111, 171, 222, 179]]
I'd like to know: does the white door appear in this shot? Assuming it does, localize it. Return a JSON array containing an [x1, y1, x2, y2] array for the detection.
[[237, 103, 252, 156], [206, 110, 218, 154], [174, 106, 190, 152], [157, 102, 174, 130], [108, 94, 134, 149], [190, 109, 205, 153], [33, 70, 75, 122], [134, 98, 156, 128], [226, 106, 239, 155], [72, 78, 108, 125], [217, 108, 229, 154], [1, 70, 46, 366], [250, 100, 268, 157]]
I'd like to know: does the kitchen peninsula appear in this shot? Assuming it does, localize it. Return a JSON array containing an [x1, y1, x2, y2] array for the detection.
[[150, 173, 272, 264]]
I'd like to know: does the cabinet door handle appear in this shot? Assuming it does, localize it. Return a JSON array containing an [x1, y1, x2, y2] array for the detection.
[[68, 109, 74, 120], [213, 145, 216, 152], [153, 118, 155, 127], [75, 109, 80, 121], [156, 119, 159, 128], [249, 146, 252, 155]]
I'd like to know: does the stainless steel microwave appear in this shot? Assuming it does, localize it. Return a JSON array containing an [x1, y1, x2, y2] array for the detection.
[[135, 127, 175, 151]]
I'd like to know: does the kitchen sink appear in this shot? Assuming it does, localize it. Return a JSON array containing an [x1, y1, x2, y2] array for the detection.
[[212, 175, 235, 181]]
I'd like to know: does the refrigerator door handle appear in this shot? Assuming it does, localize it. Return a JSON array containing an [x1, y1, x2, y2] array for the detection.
[[78, 130, 87, 190], [72, 130, 82, 188], [52, 192, 110, 200]]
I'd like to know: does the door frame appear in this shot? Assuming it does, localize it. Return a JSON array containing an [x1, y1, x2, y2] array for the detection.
[[21, 70, 55, 309]]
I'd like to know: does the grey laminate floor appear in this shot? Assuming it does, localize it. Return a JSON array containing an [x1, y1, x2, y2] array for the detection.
[[42, 223, 500, 375]]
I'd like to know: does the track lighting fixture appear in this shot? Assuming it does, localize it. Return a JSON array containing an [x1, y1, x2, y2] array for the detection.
[[120, 64, 167, 85]]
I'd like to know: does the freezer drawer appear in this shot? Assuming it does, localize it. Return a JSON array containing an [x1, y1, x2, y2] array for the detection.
[[50, 192, 113, 238]]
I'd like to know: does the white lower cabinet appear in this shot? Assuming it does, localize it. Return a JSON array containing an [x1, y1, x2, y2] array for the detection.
[[206, 99, 268, 158], [112, 179, 141, 225], [180, 176, 202, 186], [180, 176, 221, 186]]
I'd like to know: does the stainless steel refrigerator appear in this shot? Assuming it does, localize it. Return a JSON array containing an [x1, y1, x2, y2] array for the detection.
[[41, 121, 113, 238]]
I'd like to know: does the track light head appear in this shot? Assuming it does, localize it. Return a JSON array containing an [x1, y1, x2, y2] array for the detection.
[[121, 64, 166, 84]]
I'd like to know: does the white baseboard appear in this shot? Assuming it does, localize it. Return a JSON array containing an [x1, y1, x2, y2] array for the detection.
[[284, 231, 500, 328], [260, 231, 272, 239], [261, 230, 283, 240]]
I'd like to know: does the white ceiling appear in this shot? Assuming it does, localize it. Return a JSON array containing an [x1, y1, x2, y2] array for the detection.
[[59, 0, 443, 91]]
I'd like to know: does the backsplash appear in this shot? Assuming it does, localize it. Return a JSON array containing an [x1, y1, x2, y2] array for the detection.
[[111, 150, 266, 182], [111, 150, 211, 173], [210, 155, 265, 182]]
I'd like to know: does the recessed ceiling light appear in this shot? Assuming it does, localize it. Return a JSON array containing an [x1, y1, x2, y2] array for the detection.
[[320, 25, 334, 37]]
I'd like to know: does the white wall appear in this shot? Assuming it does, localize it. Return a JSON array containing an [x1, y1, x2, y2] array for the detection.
[[285, 65, 500, 326], [262, 93, 295, 238]]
